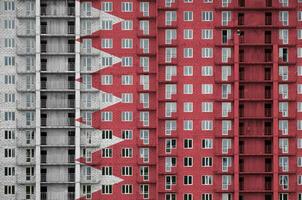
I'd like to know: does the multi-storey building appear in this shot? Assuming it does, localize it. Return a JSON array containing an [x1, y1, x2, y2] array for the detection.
[[1, 0, 302, 200]]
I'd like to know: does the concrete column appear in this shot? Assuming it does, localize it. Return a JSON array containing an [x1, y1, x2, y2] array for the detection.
[[35, 0, 41, 199], [75, 0, 81, 199]]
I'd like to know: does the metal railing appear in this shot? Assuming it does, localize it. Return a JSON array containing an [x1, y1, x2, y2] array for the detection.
[[40, 7, 75, 17], [41, 118, 75, 127], [41, 44, 75, 54]]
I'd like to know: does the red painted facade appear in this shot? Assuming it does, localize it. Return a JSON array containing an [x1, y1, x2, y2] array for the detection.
[[76, 0, 302, 200]]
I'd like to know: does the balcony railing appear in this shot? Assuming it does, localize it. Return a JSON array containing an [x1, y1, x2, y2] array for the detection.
[[41, 99, 75, 108], [41, 192, 75, 200], [41, 155, 75, 164], [40, 7, 75, 17], [41, 118, 75, 127], [41, 25, 75, 35], [40, 81, 75, 90], [41, 173, 75, 183], [41, 44, 75, 54]]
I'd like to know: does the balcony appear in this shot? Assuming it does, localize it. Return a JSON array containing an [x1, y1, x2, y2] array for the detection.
[[40, 6, 75, 18], [16, 47, 36, 55], [41, 99, 75, 109], [41, 44, 75, 55], [41, 173, 75, 183], [40, 81, 75, 91], [41, 154, 75, 165], [16, 8, 35, 18], [16, 173, 35, 184], [41, 192, 75, 200], [41, 136, 75, 147], [41, 117, 75, 127], [41, 25, 75, 36], [40, 60, 75, 73]]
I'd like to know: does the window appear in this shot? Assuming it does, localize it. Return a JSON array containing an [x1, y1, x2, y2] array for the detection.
[[4, 148, 15, 158], [184, 84, 193, 94], [140, 2, 149, 16], [101, 20, 113, 30], [101, 130, 112, 139], [102, 2, 113, 12], [201, 176, 213, 185], [184, 175, 193, 185], [121, 184, 133, 194], [184, 29, 193, 39], [4, 112, 15, 121], [121, 148, 133, 158], [183, 66, 193, 76], [184, 102, 193, 112], [102, 148, 112, 158], [121, 2, 133, 12], [140, 148, 149, 163], [101, 38, 113, 48], [298, 48, 302, 58], [101, 75, 113, 85], [201, 157, 213, 167], [298, 157, 302, 167], [202, 139, 213, 149], [298, 66, 302, 76], [4, 1, 15, 11], [140, 130, 149, 144], [101, 93, 113, 103], [202, 48, 213, 58], [201, 66, 213, 76], [4, 75, 15, 84], [279, 11, 289, 26], [4, 167, 15, 176], [298, 138, 302, 149], [299, 11, 302, 21], [82, 2, 92, 16], [121, 57, 133, 67], [121, 39, 133, 49], [4, 56, 15, 66], [298, 175, 302, 185], [202, 193, 213, 200], [184, 48, 193, 58], [4, 38, 15, 48], [202, 11, 213, 21], [184, 139, 193, 149], [165, 11, 177, 25], [102, 166, 112, 175], [121, 75, 133, 85], [4, 130, 15, 140], [201, 120, 213, 130], [4, 19, 15, 29], [121, 20, 133, 30], [122, 130, 133, 140], [184, 194, 193, 200], [121, 166, 133, 176], [4, 93, 15, 103], [102, 185, 112, 194], [121, 93, 133, 103], [121, 111, 133, 121], [101, 111, 112, 121], [4, 185, 15, 195], [222, 11, 232, 26], [184, 11, 193, 21], [184, 157, 193, 167], [298, 29, 302, 40], [202, 102, 213, 112], [201, 29, 213, 39], [184, 120, 193, 131], [202, 84, 213, 94]]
